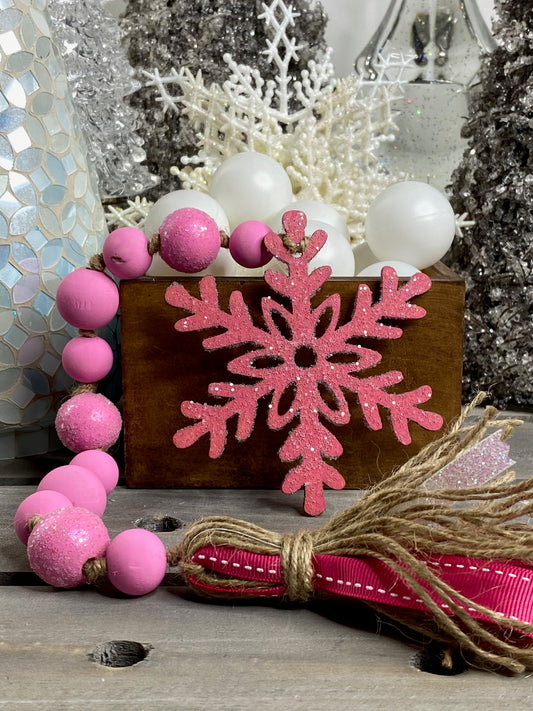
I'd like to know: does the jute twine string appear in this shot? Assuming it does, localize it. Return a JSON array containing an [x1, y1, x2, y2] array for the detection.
[[169, 393, 533, 672]]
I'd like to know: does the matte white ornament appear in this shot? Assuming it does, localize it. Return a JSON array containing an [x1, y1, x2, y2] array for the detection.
[[306, 220, 355, 277], [208, 152, 293, 230], [365, 181, 456, 270], [144, 190, 230, 240], [271, 200, 350, 241], [357, 260, 420, 277]]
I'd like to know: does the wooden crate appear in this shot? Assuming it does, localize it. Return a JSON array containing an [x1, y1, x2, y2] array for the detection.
[[120, 262, 464, 490]]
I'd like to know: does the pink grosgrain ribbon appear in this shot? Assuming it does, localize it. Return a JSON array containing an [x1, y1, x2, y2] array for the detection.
[[190, 545, 533, 631]]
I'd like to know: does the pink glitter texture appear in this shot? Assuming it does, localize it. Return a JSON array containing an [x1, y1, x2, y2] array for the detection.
[[165, 211, 443, 515]]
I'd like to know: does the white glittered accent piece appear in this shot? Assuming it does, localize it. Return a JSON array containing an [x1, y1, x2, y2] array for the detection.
[[425, 429, 515, 491]]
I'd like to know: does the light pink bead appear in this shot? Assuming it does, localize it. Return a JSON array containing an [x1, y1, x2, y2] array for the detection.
[[103, 227, 153, 279], [14, 490, 72, 545], [71, 450, 119, 494], [55, 392, 122, 453], [27, 507, 109, 588], [56, 268, 119, 330], [61, 336, 114, 383], [229, 220, 272, 268], [159, 207, 220, 273], [106, 529, 167, 596], [37, 464, 108, 516]]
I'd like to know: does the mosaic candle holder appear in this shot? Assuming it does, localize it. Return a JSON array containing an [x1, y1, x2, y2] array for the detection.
[[0, 0, 107, 458]]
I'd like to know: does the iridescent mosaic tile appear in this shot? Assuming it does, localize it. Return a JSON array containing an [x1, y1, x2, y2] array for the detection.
[[1, 1, 106, 453]]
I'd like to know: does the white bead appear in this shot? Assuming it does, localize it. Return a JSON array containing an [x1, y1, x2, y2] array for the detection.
[[357, 260, 420, 277], [306, 219, 355, 277], [365, 181, 456, 270], [353, 241, 378, 274], [271, 199, 350, 241], [209, 152, 293, 230], [144, 190, 230, 239]]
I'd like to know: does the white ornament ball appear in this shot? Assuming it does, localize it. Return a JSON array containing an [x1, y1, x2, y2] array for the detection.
[[148, 244, 239, 278], [357, 260, 420, 277], [365, 181, 456, 270], [209, 152, 293, 230], [306, 220, 355, 277], [271, 200, 350, 241], [144, 190, 230, 240], [353, 241, 378, 274]]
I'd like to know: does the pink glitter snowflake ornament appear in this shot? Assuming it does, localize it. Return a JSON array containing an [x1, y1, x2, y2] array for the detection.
[[165, 211, 443, 515]]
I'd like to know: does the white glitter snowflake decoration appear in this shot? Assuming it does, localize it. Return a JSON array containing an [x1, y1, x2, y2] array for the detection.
[[144, 0, 414, 242], [165, 212, 443, 515]]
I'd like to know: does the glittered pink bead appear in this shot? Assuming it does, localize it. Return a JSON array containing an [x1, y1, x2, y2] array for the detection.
[[61, 336, 114, 383], [102, 227, 153, 279], [106, 529, 167, 596], [56, 268, 119, 330], [55, 392, 122, 453], [14, 490, 72, 545], [229, 220, 272, 268], [27, 507, 109, 588], [159, 207, 220, 273], [38, 464, 108, 516], [71, 450, 119, 494]]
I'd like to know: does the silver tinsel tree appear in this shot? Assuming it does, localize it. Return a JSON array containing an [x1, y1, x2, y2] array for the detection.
[[120, 0, 328, 197], [48, 0, 158, 199], [446, 0, 533, 408]]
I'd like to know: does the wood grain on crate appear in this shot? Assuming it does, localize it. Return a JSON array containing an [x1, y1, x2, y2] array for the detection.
[[120, 262, 464, 489]]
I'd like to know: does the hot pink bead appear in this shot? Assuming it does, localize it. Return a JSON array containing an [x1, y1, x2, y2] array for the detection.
[[14, 490, 72, 545], [38, 464, 108, 516], [159, 207, 220, 273], [61, 336, 114, 383], [102, 227, 153, 279], [55, 392, 122, 453], [70, 450, 119, 494], [229, 220, 272, 268], [106, 529, 167, 596], [27, 507, 110, 588], [56, 268, 119, 330]]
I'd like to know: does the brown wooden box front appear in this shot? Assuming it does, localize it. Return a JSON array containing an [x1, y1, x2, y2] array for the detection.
[[120, 263, 464, 489]]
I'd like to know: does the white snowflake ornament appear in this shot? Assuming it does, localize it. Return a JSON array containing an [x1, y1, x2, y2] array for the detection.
[[165, 211, 443, 515]]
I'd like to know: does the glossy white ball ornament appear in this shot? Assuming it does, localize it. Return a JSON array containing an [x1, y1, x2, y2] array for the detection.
[[209, 152, 293, 229], [271, 200, 350, 241], [306, 219, 355, 277], [365, 181, 456, 270], [353, 241, 378, 274], [357, 260, 420, 277]]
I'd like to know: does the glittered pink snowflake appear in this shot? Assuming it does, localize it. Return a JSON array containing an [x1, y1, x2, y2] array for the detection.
[[165, 211, 443, 515]]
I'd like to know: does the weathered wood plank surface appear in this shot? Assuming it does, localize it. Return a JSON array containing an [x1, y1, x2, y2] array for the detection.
[[1, 411, 532, 709]]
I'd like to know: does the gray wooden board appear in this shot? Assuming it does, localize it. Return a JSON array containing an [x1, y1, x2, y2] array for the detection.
[[1, 411, 533, 708], [1, 586, 533, 711]]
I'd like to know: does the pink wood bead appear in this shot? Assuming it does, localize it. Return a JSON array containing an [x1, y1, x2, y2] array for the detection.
[[37, 464, 108, 516], [229, 220, 272, 268], [61, 335, 114, 383], [56, 268, 119, 330], [27, 507, 109, 588], [159, 207, 220, 273], [71, 450, 119, 494], [103, 227, 153, 279], [14, 490, 72, 545], [106, 529, 167, 596], [55, 392, 122, 453]]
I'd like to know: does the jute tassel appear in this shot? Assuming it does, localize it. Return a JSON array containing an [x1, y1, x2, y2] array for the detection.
[[168, 393, 533, 673]]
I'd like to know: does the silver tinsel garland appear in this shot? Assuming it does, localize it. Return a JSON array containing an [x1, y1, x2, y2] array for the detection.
[[48, 0, 158, 199], [446, 0, 532, 407]]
